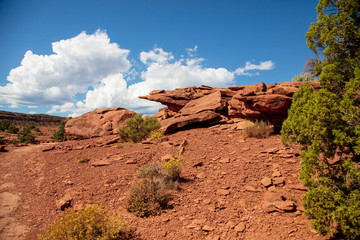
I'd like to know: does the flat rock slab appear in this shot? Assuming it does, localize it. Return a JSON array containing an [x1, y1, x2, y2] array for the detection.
[[91, 160, 112, 167]]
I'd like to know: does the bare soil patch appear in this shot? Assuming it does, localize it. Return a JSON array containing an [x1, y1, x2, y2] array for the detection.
[[0, 124, 326, 239]]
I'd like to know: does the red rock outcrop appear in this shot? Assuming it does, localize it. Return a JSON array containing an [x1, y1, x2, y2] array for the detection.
[[140, 81, 320, 133], [65, 107, 136, 138]]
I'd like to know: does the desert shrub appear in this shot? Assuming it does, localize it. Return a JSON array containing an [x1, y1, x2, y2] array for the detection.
[[243, 120, 273, 138], [127, 159, 182, 217], [0, 119, 11, 131], [292, 72, 314, 82], [76, 155, 90, 163], [126, 178, 168, 218], [163, 157, 182, 181], [119, 114, 161, 143], [149, 129, 164, 139], [53, 121, 67, 141], [17, 127, 36, 144], [29, 124, 40, 132], [136, 162, 163, 179], [39, 204, 129, 240], [6, 124, 19, 134]]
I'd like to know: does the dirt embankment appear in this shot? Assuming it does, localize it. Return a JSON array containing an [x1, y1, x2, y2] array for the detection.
[[0, 122, 327, 240]]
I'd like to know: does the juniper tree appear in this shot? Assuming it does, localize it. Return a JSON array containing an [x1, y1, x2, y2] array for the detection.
[[281, 0, 360, 238]]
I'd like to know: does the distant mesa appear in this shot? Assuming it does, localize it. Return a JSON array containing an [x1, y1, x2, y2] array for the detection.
[[65, 81, 320, 138]]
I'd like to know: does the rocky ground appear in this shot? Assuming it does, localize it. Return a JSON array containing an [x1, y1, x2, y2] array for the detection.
[[0, 123, 327, 240]]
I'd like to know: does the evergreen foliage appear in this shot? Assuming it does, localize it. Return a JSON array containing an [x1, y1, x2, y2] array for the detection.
[[17, 127, 36, 144], [52, 121, 67, 141], [282, 0, 360, 238], [0, 119, 11, 131], [119, 114, 161, 143]]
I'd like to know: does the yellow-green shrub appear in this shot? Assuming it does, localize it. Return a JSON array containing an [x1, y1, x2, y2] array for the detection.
[[148, 129, 164, 139], [76, 155, 90, 163], [39, 204, 129, 240], [243, 120, 273, 138], [163, 157, 182, 181]]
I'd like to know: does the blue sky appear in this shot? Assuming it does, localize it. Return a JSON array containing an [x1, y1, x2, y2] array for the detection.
[[0, 0, 318, 117]]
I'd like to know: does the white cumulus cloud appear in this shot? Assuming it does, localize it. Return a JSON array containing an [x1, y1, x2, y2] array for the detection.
[[1, 31, 275, 117], [0, 30, 130, 106]]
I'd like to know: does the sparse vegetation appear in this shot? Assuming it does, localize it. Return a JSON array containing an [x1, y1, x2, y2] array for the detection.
[[17, 127, 36, 144], [76, 155, 90, 163], [292, 72, 314, 82], [53, 121, 67, 141], [163, 157, 182, 181], [6, 124, 19, 134], [0, 119, 11, 131], [126, 158, 182, 217], [39, 204, 130, 240], [119, 114, 161, 143], [243, 120, 273, 138], [149, 129, 165, 139]]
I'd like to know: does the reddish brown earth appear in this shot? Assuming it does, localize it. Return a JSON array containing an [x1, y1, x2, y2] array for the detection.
[[0, 124, 327, 240]]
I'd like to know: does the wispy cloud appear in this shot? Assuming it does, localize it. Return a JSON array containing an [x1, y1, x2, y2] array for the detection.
[[234, 60, 275, 76]]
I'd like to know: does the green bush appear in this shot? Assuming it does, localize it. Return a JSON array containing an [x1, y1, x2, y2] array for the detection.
[[6, 124, 19, 134], [281, 0, 360, 238], [0, 119, 11, 131], [243, 120, 273, 138], [39, 204, 129, 240], [17, 127, 36, 144], [292, 72, 314, 82], [119, 114, 161, 143], [53, 121, 67, 141]]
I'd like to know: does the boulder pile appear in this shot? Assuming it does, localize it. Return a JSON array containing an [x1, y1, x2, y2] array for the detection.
[[140, 81, 320, 133]]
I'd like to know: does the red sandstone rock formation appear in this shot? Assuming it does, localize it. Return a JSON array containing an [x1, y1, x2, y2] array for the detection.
[[140, 81, 320, 133], [65, 107, 136, 138]]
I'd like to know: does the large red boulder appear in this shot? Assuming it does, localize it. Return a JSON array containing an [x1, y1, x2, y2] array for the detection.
[[65, 107, 136, 138]]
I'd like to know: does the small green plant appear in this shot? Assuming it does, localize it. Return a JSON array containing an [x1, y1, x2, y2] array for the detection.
[[119, 114, 161, 143], [149, 129, 164, 139], [292, 72, 314, 82], [6, 124, 19, 134], [0, 119, 11, 131], [39, 204, 129, 240], [243, 120, 273, 138], [76, 155, 90, 163], [53, 121, 67, 141], [17, 127, 36, 144], [163, 157, 182, 181]]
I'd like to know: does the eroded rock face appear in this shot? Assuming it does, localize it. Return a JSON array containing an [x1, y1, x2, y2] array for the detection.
[[65, 107, 136, 138], [140, 81, 320, 133]]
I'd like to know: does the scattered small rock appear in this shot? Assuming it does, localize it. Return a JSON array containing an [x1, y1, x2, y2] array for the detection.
[[273, 200, 296, 212], [216, 189, 230, 196], [261, 177, 272, 187], [125, 159, 137, 164], [234, 222, 246, 232], [219, 157, 230, 163], [56, 193, 72, 210], [91, 160, 112, 167], [202, 225, 214, 232]]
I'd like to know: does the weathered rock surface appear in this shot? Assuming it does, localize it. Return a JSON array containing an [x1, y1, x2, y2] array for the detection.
[[140, 81, 320, 133], [65, 107, 136, 138]]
